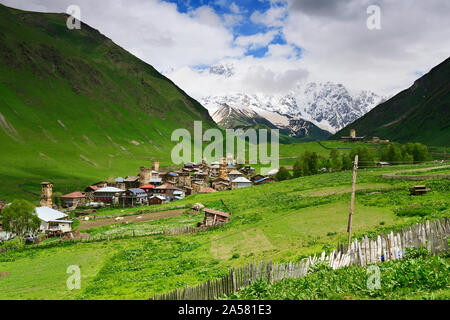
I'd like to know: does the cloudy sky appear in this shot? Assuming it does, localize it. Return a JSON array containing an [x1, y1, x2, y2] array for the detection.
[[2, 0, 449, 98]]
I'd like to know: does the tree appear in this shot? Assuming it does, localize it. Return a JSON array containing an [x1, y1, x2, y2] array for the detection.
[[0, 200, 41, 243], [342, 155, 353, 170], [292, 160, 303, 178], [381, 144, 403, 163], [275, 166, 292, 181], [350, 146, 375, 168], [402, 143, 430, 163], [302, 151, 319, 175], [329, 149, 342, 172]]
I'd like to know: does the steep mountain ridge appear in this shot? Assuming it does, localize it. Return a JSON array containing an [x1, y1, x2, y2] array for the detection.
[[332, 57, 450, 146], [0, 4, 216, 200]]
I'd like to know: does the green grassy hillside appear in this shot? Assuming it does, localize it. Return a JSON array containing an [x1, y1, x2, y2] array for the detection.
[[332, 57, 450, 147], [1, 162, 448, 299], [0, 4, 216, 201]]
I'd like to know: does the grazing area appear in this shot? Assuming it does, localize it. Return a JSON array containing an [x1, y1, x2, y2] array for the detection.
[[1, 162, 449, 300]]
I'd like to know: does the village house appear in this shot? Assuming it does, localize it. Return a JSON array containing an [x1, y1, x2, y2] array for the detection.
[[114, 177, 126, 189], [209, 162, 220, 177], [173, 190, 185, 201], [253, 176, 276, 185], [149, 177, 163, 186], [231, 177, 252, 189], [226, 164, 236, 173], [140, 184, 155, 196], [240, 166, 256, 176], [250, 174, 265, 182], [149, 195, 167, 205], [93, 187, 125, 204], [121, 188, 148, 207], [228, 169, 244, 181], [153, 184, 182, 201], [203, 208, 230, 226], [61, 191, 86, 208], [36, 206, 73, 234], [213, 181, 230, 192], [124, 176, 139, 189]]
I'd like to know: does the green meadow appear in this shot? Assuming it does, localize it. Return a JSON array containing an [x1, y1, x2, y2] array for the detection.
[[1, 162, 449, 300]]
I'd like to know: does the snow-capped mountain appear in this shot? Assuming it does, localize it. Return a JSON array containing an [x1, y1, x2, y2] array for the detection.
[[201, 82, 385, 134], [210, 103, 331, 140]]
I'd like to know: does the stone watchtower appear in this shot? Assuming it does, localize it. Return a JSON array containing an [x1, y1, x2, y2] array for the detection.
[[152, 161, 160, 172], [350, 129, 356, 138], [139, 167, 152, 187], [40, 182, 53, 208], [219, 157, 228, 180]]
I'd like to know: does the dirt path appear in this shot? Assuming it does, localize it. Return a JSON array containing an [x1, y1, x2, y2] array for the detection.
[[78, 208, 186, 230], [382, 165, 450, 180]]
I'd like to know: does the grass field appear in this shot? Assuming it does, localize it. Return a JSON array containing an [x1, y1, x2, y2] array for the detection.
[[226, 250, 450, 300], [1, 162, 449, 300]]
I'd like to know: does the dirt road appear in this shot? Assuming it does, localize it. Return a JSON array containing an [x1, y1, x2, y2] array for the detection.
[[78, 208, 187, 230]]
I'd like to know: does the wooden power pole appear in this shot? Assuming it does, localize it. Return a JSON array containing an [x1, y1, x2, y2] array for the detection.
[[347, 155, 359, 248]]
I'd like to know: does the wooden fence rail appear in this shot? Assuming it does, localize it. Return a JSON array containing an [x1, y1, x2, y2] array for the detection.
[[150, 217, 449, 300]]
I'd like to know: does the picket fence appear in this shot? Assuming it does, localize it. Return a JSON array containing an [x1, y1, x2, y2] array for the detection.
[[150, 218, 450, 300]]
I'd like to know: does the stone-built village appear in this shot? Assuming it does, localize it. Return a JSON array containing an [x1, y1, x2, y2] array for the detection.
[[0, 158, 276, 240]]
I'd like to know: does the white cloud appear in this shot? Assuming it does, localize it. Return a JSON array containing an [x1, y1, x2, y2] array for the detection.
[[282, 0, 450, 95], [235, 30, 278, 50], [1, 0, 449, 100]]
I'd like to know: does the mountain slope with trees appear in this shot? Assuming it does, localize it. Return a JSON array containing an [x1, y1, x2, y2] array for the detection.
[[332, 57, 450, 147]]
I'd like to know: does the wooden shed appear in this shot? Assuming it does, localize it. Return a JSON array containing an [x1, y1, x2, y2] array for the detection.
[[203, 208, 230, 226]]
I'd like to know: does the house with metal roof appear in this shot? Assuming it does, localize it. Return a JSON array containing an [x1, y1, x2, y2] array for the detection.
[[121, 188, 148, 206], [93, 187, 125, 204], [36, 206, 73, 233], [231, 177, 252, 189]]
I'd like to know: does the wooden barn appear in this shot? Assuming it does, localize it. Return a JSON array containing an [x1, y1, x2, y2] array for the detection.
[[203, 208, 230, 226], [149, 195, 167, 205]]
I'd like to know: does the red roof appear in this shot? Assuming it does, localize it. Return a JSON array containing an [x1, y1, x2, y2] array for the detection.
[[88, 185, 100, 191], [140, 184, 155, 189], [61, 191, 85, 198], [200, 188, 218, 193], [203, 208, 230, 218]]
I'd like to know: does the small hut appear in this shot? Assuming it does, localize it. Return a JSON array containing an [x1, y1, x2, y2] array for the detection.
[[203, 208, 230, 226]]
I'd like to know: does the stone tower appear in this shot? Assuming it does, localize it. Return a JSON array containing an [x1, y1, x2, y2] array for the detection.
[[152, 161, 160, 172], [350, 129, 356, 138], [139, 167, 152, 187], [219, 157, 228, 180], [40, 182, 53, 208]]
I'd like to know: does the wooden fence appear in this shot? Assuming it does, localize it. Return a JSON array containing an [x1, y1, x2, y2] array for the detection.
[[150, 218, 450, 300], [0, 223, 221, 253]]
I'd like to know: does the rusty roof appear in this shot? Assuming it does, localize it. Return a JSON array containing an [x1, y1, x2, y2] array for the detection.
[[61, 191, 85, 199], [203, 208, 230, 218]]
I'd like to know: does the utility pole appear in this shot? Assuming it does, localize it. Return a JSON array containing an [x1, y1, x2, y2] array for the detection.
[[347, 155, 359, 249]]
